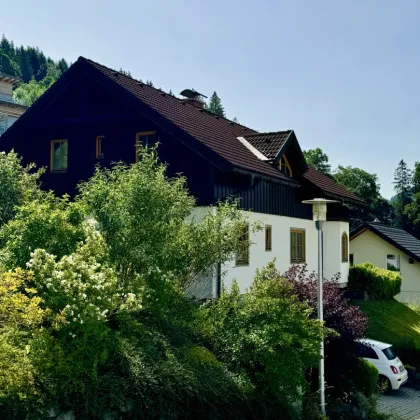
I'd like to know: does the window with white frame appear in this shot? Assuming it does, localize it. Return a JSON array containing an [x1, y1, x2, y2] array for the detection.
[[386, 254, 400, 272]]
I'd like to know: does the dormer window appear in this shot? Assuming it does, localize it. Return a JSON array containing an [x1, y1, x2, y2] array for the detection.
[[279, 155, 292, 177]]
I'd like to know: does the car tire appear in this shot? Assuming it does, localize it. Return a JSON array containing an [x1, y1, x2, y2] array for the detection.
[[378, 375, 392, 393]]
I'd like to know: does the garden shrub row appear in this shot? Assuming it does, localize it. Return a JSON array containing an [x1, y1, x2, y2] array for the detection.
[[348, 262, 402, 300]]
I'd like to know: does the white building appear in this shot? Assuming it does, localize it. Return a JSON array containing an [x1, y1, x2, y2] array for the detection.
[[350, 222, 420, 302], [0, 72, 26, 136]]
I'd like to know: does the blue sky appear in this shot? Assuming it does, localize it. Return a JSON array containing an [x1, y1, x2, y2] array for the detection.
[[2, 0, 420, 198]]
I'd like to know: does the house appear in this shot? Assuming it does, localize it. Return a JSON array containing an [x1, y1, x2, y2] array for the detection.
[[0, 57, 364, 297], [350, 222, 420, 302], [0, 72, 27, 135]]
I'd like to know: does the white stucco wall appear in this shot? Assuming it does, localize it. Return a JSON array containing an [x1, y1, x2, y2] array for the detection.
[[191, 207, 350, 295], [323, 221, 349, 283], [350, 230, 420, 302]]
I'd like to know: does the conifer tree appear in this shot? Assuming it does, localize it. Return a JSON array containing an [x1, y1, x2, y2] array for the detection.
[[206, 91, 225, 117], [393, 159, 412, 229]]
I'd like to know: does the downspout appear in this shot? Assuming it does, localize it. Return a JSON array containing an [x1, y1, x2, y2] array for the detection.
[[216, 262, 222, 298]]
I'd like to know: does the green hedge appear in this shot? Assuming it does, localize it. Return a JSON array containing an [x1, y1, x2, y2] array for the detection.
[[352, 359, 379, 397], [348, 262, 402, 300]]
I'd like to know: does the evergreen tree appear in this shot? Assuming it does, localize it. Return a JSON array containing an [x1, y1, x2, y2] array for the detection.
[[232, 117, 239, 123], [0, 35, 12, 57], [206, 91, 225, 117], [57, 58, 69, 75], [169, 89, 174, 96], [412, 161, 420, 194], [393, 159, 412, 229], [119, 67, 131, 77], [146, 80, 154, 87]]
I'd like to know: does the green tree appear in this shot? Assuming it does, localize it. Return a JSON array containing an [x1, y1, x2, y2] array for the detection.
[[0, 194, 86, 270], [393, 159, 412, 229], [303, 147, 331, 175], [78, 146, 247, 299], [199, 262, 324, 417], [119, 67, 131, 77], [404, 162, 420, 230], [0, 151, 43, 227], [206, 91, 225, 117], [0, 50, 20, 77], [334, 165, 383, 222], [13, 78, 48, 106], [146, 80, 154, 87], [412, 161, 420, 194], [0, 269, 47, 416]]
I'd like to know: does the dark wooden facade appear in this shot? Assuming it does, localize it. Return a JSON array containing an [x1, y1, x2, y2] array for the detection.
[[0, 62, 352, 221]]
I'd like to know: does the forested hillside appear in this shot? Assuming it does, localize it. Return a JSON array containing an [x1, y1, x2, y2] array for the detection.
[[0, 35, 69, 106]]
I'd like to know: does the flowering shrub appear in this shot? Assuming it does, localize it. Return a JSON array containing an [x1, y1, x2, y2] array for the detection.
[[28, 221, 141, 329]]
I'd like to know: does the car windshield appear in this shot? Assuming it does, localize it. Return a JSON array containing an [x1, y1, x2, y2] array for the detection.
[[382, 346, 397, 360]]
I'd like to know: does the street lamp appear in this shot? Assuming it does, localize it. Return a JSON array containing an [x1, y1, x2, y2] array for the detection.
[[302, 198, 337, 416]]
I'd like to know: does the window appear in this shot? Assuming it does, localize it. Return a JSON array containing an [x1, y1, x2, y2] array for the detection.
[[135, 131, 156, 162], [349, 254, 354, 267], [382, 346, 397, 361], [50, 139, 68, 172], [341, 232, 349, 262], [386, 254, 400, 272], [278, 154, 292, 177], [96, 136, 105, 159], [236, 224, 249, 265], [356, 343, 379, 360], [290, 229, 305, 263], [265, 225, 272, 251]]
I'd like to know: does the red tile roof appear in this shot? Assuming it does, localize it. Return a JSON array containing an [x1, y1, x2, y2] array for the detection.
[[243, 131, 291, 160], [303, 167, 364, 204], [1, 56, 363, 204], [83, 57, 293, 182]]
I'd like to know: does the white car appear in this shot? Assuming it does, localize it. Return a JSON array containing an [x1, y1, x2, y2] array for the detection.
[[356, 338, 408, 390]]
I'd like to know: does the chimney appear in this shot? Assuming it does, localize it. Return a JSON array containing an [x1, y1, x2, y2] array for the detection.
[[179, 89, 207, 109]]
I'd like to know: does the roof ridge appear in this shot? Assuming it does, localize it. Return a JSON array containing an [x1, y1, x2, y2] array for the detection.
[[77, 56, 257, 132]]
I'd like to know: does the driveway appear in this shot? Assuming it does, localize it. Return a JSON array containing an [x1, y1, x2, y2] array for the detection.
[[378, 386, 420, 419]]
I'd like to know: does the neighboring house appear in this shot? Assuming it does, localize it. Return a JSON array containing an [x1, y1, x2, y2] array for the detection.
[[0, 57, 364, 297], [0, 72, 27, 135], [350, 222, 420, 302]]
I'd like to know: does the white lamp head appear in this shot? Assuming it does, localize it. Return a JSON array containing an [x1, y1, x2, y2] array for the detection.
[[302, 198, 337, 222]]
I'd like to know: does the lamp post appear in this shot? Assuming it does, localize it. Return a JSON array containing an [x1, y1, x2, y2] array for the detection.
[[302, 198, 337, 416]]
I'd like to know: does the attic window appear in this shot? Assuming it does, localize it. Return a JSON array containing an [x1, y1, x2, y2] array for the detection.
[[279, 155, 292, 177]]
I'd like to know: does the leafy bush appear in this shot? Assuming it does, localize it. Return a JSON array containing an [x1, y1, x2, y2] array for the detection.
[[0, 193, 86, 270], [0, 151, 43, 227], [0, 270, 47, 417], [349, 262, 402, 299], [283, 264, 368, 400], [198, 262, 325, 418], [351, 359, 379, 397]]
